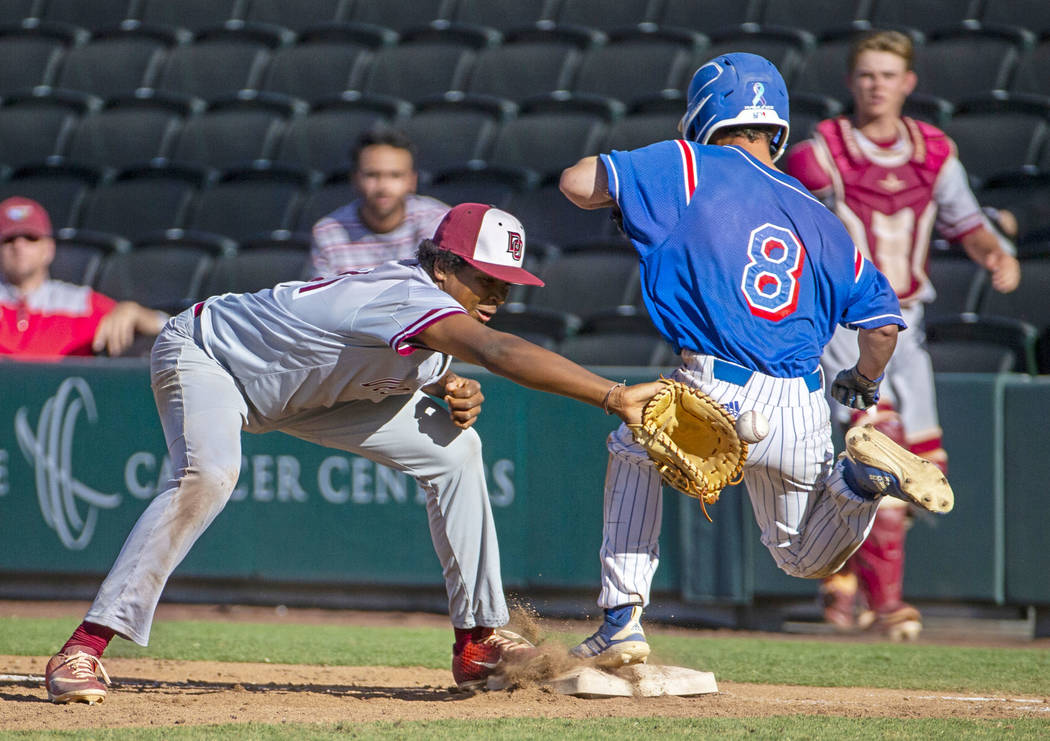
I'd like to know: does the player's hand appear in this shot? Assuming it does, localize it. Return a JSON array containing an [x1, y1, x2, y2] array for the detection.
[[608, 380, 665, 425], [443, 374, 484, 429], [830, 366, 881, 410], [989, 251, 1020, 293], [92, 302, 140, 356]]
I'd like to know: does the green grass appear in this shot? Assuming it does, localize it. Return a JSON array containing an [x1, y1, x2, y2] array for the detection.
[[4, 717, 1050, 741], [6, 615, 1050, 696]]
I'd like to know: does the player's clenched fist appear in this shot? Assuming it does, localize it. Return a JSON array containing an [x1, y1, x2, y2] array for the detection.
[[830, 365, 882, 410], [440, 373, 484, 429]]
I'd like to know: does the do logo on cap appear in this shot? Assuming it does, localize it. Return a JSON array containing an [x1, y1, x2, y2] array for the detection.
[[432, 204, 544, 286]]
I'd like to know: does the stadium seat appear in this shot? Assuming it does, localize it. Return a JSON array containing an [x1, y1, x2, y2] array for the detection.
[[76, 162, 211, 241], [505, 178, 616, 247], [573, 26, 705, 106], [201, 233, 311, 296], [900, 93, 954, 126], [760, 0, 871, 36], [982, 0, 1050, 35], [554, 0, 655, 31], [925, 313, 1038, 374], [529, 238, 639, 315], [138, 0, 245, 35], [485, 304, 579, 350], [0, 0, 40, 25], [294, 171, 355, 234], [867, 0, 980, 34], [792, 27, 871, 103], [95, 236, 225, 313], [605, 92, 685, 152], [451, 0, 553, 31], [347, 0, 452, 33], [977, 248, 1050, 330], [941, 93, 1049, 181], [169, 93, 304, 171], [50, 24, 176, 100], [419, 163, 538, 211], [51, 227, 129, 286], [558, 306, 673, 367], [153, 23, 291, 101], [789, 92, 844, 141], [487, 93, 620, 178], [362, 31, 482, 103], [466, 25, 596, 102], [703, 24, 815, 88], [657, 0, 758, 34], [245, 0, 351, 32], [0, 160, 101, 227], [39, 0, 134, 32], [0, 88, 95, 170], [1011, 35, 1050, 98], [186, 162, 314, 242], [914, 24, 1033, 103], [273, 93, 411, 176], [401, 93, 516, 174], [63, 90, 197, 171], [0, 20, 84, 95], [977, 172, 1050, 246], [924, 247, 987, 321], [261, 24, 389, 103]]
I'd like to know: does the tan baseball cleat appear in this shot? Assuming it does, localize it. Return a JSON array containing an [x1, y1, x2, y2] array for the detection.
[[45, 648, 110, 704], [842, 425, 954, 513]]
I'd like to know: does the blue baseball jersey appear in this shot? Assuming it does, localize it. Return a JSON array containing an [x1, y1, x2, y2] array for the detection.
[[601, 140, 905, 378]]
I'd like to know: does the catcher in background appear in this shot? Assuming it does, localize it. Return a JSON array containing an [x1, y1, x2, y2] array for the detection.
[[784, 30, 1020, 640], [560, 52, 953, 667]]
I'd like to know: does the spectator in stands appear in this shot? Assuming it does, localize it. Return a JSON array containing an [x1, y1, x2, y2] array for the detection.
[[310, 128, 449, 276], [784, 30, 1020, 640], [0, 197, 166, 359]]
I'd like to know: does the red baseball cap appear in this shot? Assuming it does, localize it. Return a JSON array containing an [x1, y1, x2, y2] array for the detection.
[[432, 203, 544, 286], [0, 197, 52, 240]]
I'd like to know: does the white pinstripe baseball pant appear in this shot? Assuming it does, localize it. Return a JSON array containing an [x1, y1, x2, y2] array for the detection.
[[596, 352, 881, 609]]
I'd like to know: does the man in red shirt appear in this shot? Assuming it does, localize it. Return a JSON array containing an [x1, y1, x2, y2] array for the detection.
[[0, 197, 166, 359]]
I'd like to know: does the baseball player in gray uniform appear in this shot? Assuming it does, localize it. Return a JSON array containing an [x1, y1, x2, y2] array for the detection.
[[44, 203, 665, 703]]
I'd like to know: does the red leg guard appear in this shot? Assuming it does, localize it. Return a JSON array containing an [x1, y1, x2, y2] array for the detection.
[[853, 504, 909, 613]]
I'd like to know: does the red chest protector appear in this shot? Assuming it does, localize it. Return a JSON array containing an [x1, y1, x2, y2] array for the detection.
[[817, 116, 953, 301]]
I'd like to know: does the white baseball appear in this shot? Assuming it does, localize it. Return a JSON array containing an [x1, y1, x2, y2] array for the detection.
[[736, 410, 769, 444]]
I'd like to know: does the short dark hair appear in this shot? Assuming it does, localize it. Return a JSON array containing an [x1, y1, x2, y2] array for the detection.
[[709, 124, 779, 155], [417, 238, 468, 277], [351, 127, 418, 171]]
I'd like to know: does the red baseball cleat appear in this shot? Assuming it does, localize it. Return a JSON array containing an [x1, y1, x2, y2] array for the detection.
[[452, 628, 537, 690], [45, 648, 110, 704]]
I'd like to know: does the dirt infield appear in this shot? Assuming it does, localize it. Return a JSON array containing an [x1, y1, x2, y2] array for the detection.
[[3, 601, 1049, 731]]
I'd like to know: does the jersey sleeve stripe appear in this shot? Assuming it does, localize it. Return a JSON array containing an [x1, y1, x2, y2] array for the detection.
[[390, 307, 467, 355], [854, 246, 864, 282], [675, 139, 698, 204], [844, 312, 906, 329], [601, 153, 620, 202]]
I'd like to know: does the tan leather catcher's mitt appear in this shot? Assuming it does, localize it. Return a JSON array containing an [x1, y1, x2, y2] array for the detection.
[[629, 379, 748, 522]]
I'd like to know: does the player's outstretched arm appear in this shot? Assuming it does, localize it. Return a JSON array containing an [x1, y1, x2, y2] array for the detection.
[[416, 313, 662, 424], [560, 156, 614, 210]]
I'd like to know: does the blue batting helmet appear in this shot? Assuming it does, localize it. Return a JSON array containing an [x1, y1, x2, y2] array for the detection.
[[678, 52, 791, 161]]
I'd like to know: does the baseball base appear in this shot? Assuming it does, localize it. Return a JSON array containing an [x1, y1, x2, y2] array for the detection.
[[489, 664, 718, 698]]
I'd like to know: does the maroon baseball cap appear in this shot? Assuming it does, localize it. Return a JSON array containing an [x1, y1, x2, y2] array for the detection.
[[0, 197, 52, 240], [432, 203, 544, 286]]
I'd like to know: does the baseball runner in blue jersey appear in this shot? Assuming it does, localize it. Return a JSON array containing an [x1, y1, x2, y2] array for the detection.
[[43, 203, 665, 702], [560, 53, 953, 666]]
